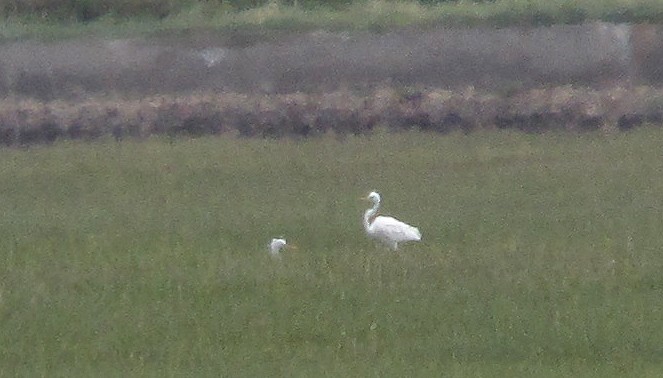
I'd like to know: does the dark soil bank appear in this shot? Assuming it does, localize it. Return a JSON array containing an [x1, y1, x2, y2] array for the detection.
[[2, 86, 663, 146]]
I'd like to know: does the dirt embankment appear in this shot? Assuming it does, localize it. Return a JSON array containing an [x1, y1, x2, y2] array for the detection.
[[1, 86, 662, 146], [1, 23, 663, 144]]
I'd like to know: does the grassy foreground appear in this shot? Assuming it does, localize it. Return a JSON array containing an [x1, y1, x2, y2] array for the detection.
[[1, 129, 663, 376]]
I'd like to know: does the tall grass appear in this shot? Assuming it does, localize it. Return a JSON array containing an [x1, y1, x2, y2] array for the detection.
[[3, 0, 663, 41], [1, 129, 663, 375]]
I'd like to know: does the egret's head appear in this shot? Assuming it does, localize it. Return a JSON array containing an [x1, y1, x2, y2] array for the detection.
[[269, 238, 297, 255], [367, 191, 381, 204], [270, 238, 287, 254]]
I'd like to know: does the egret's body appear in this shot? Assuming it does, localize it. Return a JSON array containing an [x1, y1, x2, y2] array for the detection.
[[363, 191, 421, 250], [269, 238, 294, 257], [269, 238, 287, 255]]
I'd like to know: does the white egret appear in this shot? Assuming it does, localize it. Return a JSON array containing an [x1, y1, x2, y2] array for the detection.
[[269, 238, 296, 257], [363, 191, 421, 250]]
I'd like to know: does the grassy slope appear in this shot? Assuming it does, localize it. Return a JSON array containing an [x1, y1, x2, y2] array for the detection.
[[2, 0, 663, 41], [1, 129, 663, 376]]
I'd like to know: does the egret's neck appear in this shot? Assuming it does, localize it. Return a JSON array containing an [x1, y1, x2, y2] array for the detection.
[[363, 200, 380, 231]]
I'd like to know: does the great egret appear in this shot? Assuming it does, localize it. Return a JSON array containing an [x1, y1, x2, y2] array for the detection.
[[363, 191, 421, 250], [269, 238, 296, 257]]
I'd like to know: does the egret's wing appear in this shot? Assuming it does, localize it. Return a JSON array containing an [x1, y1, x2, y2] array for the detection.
[[371, 216, 421, 242]]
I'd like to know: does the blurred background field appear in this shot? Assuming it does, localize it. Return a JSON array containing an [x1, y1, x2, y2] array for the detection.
[[2, 0, 663, 38], [1, 129, 663, 375]]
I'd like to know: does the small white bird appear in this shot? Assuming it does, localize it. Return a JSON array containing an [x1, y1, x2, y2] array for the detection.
[[363, 191, 421, 250], [269, 238, 297, 257]]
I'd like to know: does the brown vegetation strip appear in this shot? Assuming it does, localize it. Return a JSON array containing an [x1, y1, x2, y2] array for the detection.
[[1, 86, 662, 146]]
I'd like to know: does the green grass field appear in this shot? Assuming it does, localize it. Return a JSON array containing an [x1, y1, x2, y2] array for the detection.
[[1, 129, 663, 376], [3, 0, 663, 41]]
